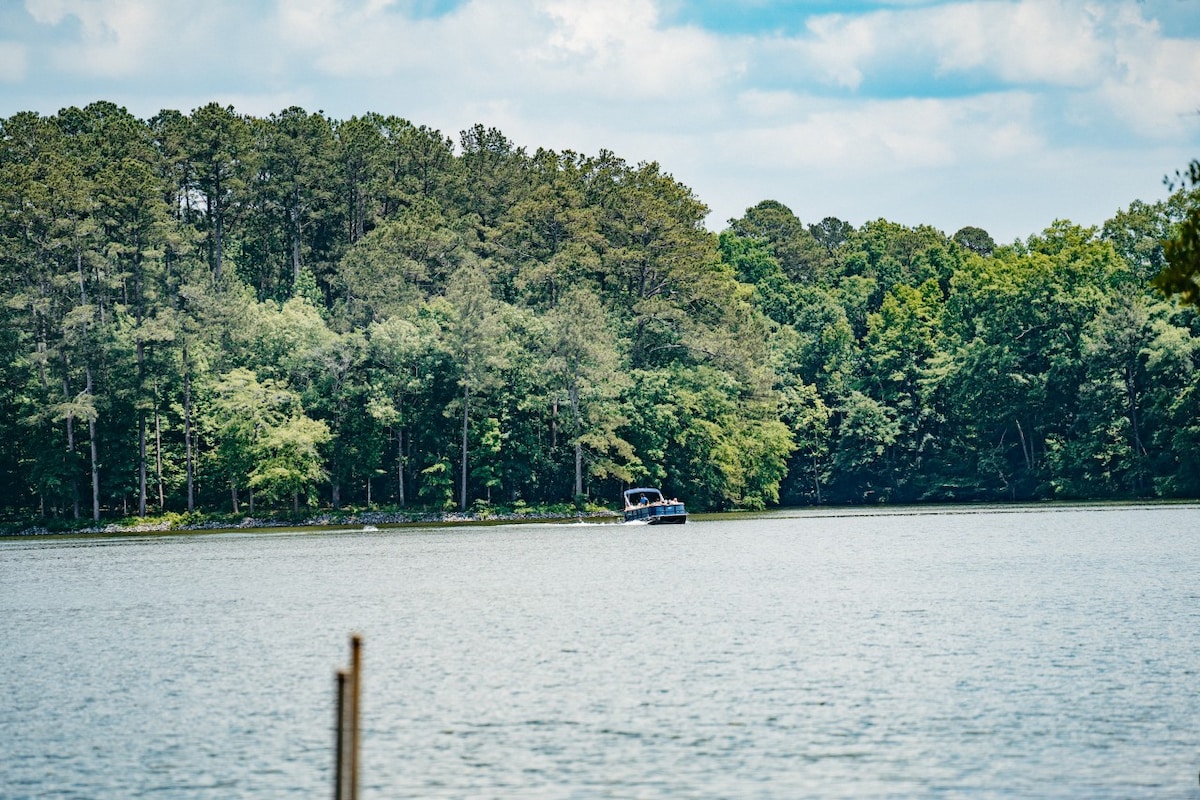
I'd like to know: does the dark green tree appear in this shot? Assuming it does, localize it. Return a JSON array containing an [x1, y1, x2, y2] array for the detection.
[[1153, 160, 1200, 305]]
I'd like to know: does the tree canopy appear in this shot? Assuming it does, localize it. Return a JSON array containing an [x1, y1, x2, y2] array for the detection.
[[1, 101, 1198, 524], [1154, 160, 1200, 306]]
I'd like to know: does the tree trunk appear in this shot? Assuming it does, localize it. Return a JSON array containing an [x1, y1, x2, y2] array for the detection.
[[460, 386, 470, 512], [138, 412, 148, 517], [63, 375, 80, 520], [331, 450, 341, 510], [575, 442, 583, 499], [570, 382, 582, 498], [1125, 362, 1146, 493], [1015, 419, 1032, 471], [813, 454, 823, 504], [212, 174, 224, 283], [291, 201, 302, 287], [154, 406, 165, 509], [1126, 363, 1145, 456], [183, 343, 195, 512], [397, 429, 406, 507], [86, 366, 100, 523], [137, 340, 147, 517]]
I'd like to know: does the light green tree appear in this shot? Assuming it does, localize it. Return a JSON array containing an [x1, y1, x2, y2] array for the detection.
[[205, 367, 296, 513], [249, 413, 332, 513]]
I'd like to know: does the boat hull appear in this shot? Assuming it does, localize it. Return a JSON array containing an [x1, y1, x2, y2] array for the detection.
[[622, 503, 687, 525], [621, 488, 687, 525]]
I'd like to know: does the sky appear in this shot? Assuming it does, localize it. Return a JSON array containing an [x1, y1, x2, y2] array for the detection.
[[1, 0, 1198, 244]]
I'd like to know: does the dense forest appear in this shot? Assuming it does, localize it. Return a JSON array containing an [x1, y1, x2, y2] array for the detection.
[[1, 101, 1198, 523]]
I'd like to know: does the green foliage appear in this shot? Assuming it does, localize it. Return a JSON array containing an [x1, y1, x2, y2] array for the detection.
[[952, 226, 996, 257], [246, 412, 331, 509], [0, 101, 1198, 525], [418, 460, 456, 510], [1154, 161, 1200, 305]]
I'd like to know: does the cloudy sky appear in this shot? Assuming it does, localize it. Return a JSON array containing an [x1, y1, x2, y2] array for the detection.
[[1, 0, 1198, 243]]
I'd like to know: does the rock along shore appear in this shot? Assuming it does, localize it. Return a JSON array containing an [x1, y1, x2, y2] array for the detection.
[[4, 508, 622, 537]]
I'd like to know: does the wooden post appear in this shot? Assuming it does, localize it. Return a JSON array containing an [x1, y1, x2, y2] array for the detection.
[[334, 669, 349, 800], [334, 633, 363, 800], [349, 634, 362, 800]]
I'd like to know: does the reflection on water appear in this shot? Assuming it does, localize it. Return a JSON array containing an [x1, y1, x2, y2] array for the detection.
[[2, 506, 1199, 798]]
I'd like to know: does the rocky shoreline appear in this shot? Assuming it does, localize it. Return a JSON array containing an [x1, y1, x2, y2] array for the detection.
[[3, 508, 623, 537]]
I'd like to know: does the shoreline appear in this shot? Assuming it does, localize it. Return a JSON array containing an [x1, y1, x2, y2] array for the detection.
[[1, 508, 624, 537], [4, 498, 1197, 538]]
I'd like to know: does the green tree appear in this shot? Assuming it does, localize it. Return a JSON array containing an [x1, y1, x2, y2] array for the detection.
[[938, 223, 1126, 499], [1045, 297, 1154, 497], [596, 157, 747, 369], [1142, 310, 1200, 495], [205, 367, 295, 513], [828, 390, 900, 502], [186, 103, 254, 283], [495, 148, 604, 307], [330, 204, 452, 326], [377, 117, 460, 217], [245, 108, 341, 299], [249, 413, 332, 513], [544, 285, 632, 499], [778, 380, 832, 504], [952, 226, 996, 257], [858, 280, 945, 500], [719, 232, 800, 325], [367, 312, 451, 507], [728, 200, 829, 284], [459, 124, 528, 239], [334, 114, 387, 244], [1153, 160, 1200, 305], [438, 260, 510, 511], [623, 365, 793, 510]]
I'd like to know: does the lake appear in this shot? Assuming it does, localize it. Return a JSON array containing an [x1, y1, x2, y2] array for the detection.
[[2, 505, 1199, 798]]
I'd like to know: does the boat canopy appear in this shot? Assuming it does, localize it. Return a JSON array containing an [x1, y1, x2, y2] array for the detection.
[[623, 487, 665, 506]]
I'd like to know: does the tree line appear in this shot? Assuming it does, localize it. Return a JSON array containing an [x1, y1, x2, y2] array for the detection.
[[1, 101, 1197, 523]]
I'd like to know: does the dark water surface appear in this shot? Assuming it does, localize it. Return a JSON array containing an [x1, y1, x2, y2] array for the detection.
[[2, 505, 1199, 798]]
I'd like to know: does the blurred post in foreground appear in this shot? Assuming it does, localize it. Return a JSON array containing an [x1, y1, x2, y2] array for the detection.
[[334, 633, 363, 800]]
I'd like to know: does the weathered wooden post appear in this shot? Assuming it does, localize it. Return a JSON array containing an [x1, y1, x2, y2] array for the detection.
[[334, 633, 363, 800], [349, 633, 362, 800], [334, 668, 349, 800]]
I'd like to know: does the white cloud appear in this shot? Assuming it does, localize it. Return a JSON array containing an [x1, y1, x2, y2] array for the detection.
[[3, 0, 1197, 243], [725, 92, 1043, 173], [751, 0, 1199, 145], [24, 0, 167, 77], [1096, 10, 1200, 138], [531, 0, 732, 98], [0, 42, 28, 82], [802, 13, 877, 90], [277, 0, 736, 107], [18, 0, 277, 101], [928, 0, 1108, 86], [789, 1, 1112, 91]]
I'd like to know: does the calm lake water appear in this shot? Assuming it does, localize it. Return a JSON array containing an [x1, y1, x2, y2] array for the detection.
[[2, 505, 1199, 798]]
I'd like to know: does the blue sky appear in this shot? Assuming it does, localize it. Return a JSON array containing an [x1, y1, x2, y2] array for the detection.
[[1, 0, 1198, 243]]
